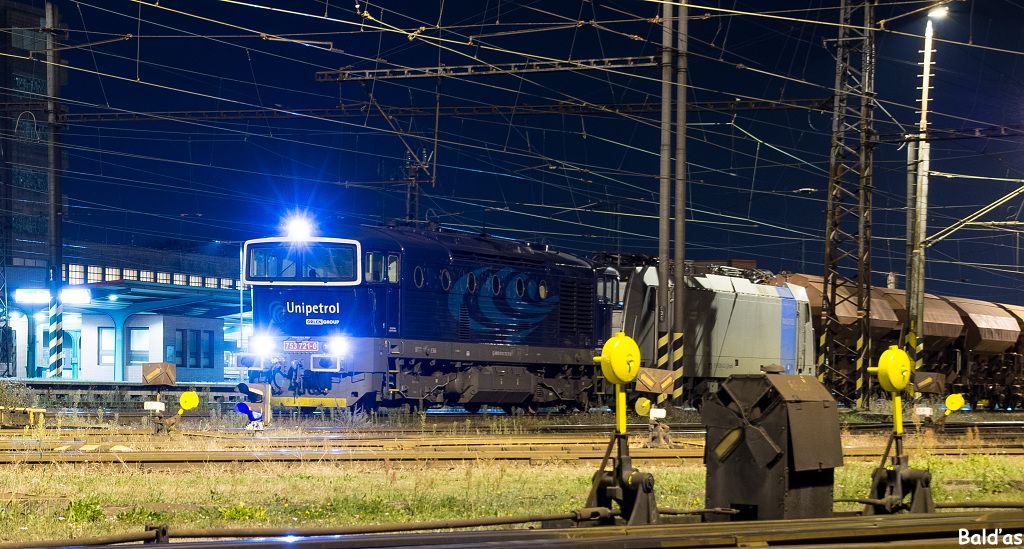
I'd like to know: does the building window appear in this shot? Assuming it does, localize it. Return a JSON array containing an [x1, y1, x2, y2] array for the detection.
[[87, 266, 103, 284], [140, 271, 155, 282], [68, 264, 84, 285], [157, 272, 170, 284], [11, 30, 45, 53], [11, 168, 45, 192], [220, 278, 234, 289], [201, 331, 213, 369], [188, 330, 200, 368], [174, 329, 186, 370], [105, 267, 121, 281], [173, 274, 186, 286], [205, 277, 218, 289], [11, 71, 44, 95], [128, 328, 149, 364], [98, 327, 115, 366], [189, 275, 202, 287], [123, 269, 138, 281], [12, 214, 46, 236]]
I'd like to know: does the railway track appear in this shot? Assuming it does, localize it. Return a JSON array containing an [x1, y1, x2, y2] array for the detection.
[[12, 509, 1024, 548], [0, 435, 1020, 465]]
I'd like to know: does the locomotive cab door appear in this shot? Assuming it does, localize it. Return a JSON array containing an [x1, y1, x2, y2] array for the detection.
[[385, 253, 401, 336]]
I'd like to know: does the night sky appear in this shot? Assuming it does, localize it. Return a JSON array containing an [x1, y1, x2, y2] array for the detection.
[[36, 1, 1024, 301]]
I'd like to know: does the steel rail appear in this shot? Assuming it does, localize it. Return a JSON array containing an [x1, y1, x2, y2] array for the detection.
[[13, 509, 1024, 548]]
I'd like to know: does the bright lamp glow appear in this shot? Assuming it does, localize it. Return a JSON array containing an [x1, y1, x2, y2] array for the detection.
[[251, 334, 275, 357], [327, 336, 349, 356], [13, 288, 49, 304], [284, 215, 314, 241], [59, 288, 91, 305], [928, 6, 948, 18]]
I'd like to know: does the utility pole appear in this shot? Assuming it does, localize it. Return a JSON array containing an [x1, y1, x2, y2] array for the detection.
[[669, 2, 688, 405], [907, 11, 942, 373], [45, 1, 63, 379], [656, 1, 673, 383], [820, 0, 876, 409]]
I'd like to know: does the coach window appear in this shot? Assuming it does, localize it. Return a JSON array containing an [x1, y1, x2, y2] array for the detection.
[[440, 269, 452, 291], [538, 280, 548, 300], [467, 272, 478, 294], [490, 275, 501, 295], [386, 254, 400, 283], [515, 277, 526, 298], [365, 252, 384, 283], [414, 266, 425, 288]]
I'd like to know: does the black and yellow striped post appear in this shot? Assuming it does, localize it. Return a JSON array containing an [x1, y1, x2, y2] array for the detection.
[[854, 332, 869, 410], [45, 298, 62, 378], [655, 331, 685, 404]]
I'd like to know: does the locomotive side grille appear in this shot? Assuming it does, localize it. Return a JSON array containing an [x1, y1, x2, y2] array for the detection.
[[558, 278, 593, 338], [458, 303, 472, 341], [451, 250, 544, 268]]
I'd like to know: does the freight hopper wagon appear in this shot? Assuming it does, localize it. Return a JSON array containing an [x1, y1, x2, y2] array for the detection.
[[239, 224, 618, 412], [772, 273, 1024, 409]]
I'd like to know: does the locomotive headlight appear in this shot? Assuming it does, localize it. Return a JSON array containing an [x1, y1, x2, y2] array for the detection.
[[251, 334, 275, 357], [327, 336, 349, 356]]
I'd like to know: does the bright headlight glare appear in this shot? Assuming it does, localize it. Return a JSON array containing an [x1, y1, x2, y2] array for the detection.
[[251, 335, 275, 357], [327, 336, 349, 356]]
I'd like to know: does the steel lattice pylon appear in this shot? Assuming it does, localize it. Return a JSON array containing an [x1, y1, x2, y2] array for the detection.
[[820, 0, 876, 409]]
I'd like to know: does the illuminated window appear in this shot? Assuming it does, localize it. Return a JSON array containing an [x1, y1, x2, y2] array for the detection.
[[205, 277, 218, 289], [189, 275, 202, 287], [140, 271, 154, 282], [68, 264, 84, 285], [105, 267, 121, 281], [173, 274, 186, 286], [157, 272, 170, 284], [87, 266, 103, 283], [220, 278, 234, 289], [123, 269, 138, 281]]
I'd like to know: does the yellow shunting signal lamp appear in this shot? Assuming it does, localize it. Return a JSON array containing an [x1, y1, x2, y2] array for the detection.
[[869, 346, 912, 393], [945, 393, 965, 416], [594, 332, 642, 434], [593, 331, 641, 385], [178, 391, 200, 416], [635, 397, 652, 418]]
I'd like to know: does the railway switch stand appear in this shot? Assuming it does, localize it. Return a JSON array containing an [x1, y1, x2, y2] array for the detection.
[[586, 332, 659, 526], [863, 346, 961, 514]]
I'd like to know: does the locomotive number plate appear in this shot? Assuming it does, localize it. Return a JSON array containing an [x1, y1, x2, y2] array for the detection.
[[283, 340, 320, 352]]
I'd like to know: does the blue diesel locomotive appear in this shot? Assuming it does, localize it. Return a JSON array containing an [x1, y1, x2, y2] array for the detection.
[[241, 223, 618, 411]]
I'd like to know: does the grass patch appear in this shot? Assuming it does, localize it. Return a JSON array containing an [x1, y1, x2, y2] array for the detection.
[[1, 445, 1023, 542]]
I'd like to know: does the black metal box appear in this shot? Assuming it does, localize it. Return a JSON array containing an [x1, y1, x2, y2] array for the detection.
[[702, 374, 843, 521]]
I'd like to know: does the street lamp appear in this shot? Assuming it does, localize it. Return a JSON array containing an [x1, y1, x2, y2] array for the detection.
[[905, 5, 946, 378]]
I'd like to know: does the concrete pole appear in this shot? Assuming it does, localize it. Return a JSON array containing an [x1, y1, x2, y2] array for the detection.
[[657, 2, 673, 365], [906, 19, 934, 373], [671, 2, 687, 395], [45, 1, 63, 379]]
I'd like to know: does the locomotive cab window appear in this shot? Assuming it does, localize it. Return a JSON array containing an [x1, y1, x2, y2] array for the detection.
[[387, 254, 399, 283], [365, 252, 384, 282], [247, 241, 356, 282]]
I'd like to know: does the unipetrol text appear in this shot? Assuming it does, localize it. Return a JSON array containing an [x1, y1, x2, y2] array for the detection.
[[286, 301, 341, 317]]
